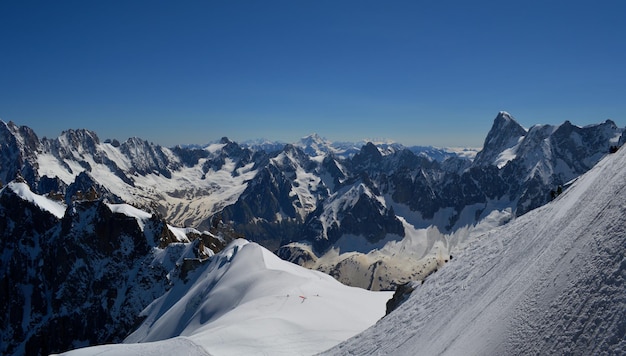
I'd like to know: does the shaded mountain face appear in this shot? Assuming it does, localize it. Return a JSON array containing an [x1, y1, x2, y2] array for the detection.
[[0, 182, 230, 355], [0, 113, 623, 263]]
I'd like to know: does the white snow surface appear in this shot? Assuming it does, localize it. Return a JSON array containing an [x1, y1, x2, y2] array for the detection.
[[106, 203, 153, 231], [323, 147, 626, 355], [494, 136, 524, 168], [4, 182, 66, 218], [60, 239, 392, 356]]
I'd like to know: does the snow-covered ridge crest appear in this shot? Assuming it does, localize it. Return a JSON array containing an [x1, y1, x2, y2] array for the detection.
[[3, 181, 66, 218], [61, 239, 392, 356]]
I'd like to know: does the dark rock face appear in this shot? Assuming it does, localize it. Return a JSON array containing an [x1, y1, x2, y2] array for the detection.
[[0, 183, 224, 355], [0, 121, 40, 188], [119, 137, 179, 178], [385, 282, 419, 316], [276, 244, 318, 266]]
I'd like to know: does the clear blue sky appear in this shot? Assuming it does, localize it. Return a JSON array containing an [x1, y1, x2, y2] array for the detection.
[[1, 0, 624, 147]]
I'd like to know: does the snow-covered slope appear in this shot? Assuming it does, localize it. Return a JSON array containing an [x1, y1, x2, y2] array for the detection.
[[323, 147, 626, 355], [59, 239, 392, 356]]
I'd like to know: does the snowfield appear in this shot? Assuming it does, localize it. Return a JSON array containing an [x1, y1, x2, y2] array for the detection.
[[323, 148, 626, 355], [58, 240, 392, 356]]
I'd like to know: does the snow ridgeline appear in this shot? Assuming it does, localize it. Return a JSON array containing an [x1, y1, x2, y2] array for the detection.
[[324, 148, 626, 354], [57, 239, 392, 356]]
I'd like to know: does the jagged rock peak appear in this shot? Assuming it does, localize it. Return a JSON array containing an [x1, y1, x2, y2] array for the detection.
[[0, 120, 40, 149], [58, 128, 101, 150], [349, 142, 384, 171], [473, 111, 527, 166], [360, 142, 383, 158], [280, 143, 309, 161], [492, 111, 526, 135], [0, 120, 23, 133]]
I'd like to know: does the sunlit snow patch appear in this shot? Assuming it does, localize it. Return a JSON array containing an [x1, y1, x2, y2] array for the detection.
[[106, 203, 152, 231], [5, 182, 66, 218]]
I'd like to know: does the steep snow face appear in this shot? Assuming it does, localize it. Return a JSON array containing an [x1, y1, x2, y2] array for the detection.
[[324, 147, 626, 355], [5, 181, 66, 218], [62, 240, 392, 356]]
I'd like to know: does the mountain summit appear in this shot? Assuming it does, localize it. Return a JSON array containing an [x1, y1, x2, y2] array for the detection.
[[473, 111, 527, 166]]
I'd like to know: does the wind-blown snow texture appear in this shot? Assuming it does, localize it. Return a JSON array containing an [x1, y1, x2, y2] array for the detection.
[[59, 240, 392, 356], [324, 146, 626, 355]]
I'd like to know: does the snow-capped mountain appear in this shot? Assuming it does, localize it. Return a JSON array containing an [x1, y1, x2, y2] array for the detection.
[[0, 112, 623, 291], [42, 128, 626, 356], [294, 133, 467, 161], [323, 139, 626, 356], [0, 181, 231, 355], [2, 111, 625, 355]]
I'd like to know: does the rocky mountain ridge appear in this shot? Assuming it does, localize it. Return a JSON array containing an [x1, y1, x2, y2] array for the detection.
[[1, 112, 623, 290], [0, 181, 232, 355], [1, 111, 624, 354]]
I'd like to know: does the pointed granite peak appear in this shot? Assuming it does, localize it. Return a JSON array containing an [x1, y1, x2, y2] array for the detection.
[[351, 142, 383, 169], [493, 111, 523, 129], [473, 112, 527, 166]]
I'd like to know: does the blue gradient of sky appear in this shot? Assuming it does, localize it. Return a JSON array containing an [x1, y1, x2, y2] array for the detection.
[[1, 1, 624, 147]]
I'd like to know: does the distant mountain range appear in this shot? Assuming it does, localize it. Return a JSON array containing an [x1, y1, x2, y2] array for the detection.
[[1, 111, 624, 354], [242, 133, 475, 161]]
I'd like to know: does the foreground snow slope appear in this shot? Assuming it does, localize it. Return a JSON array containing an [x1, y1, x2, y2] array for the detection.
[[60, 240, 392, 356], [324, 147, 626, 355]]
